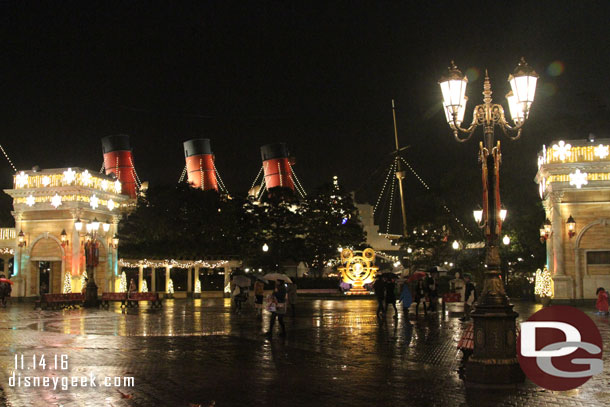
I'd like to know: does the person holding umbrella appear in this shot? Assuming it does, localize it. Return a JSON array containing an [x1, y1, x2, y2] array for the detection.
[[412, 274, 428, 316], [385, 276, 398, 319], [460, 273, 477, 322], [265, 280, 287, 337], [373, 274, 386, 318], [0, 275, 13, 307], [398, 281, 413, 321]]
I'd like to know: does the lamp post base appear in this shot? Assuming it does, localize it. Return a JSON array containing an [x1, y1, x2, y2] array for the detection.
[[464, 301, 525, 387], [84, 281, 99, 307]]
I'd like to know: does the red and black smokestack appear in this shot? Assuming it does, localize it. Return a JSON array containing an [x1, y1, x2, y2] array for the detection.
[[101, 135, 138, 199], [183, 138, 218, 191], [261, 143, 295, 191]]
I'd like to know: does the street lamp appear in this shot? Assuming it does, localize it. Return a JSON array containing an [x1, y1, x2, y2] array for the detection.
[[566, 215, 576, 238], [262, 243, 269, 252], [438, 57, 538, 386], [60, 229, 68, 247], [452, 240, 460, 250], [502, 235, 511, 245]]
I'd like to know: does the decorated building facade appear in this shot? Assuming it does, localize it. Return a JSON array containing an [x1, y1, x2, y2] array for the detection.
[[3, 168, 129, 297], [536, 138, 610, 300]]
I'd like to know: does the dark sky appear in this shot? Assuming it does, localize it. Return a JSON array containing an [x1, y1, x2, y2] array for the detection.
[[1, 1, 610, 230]]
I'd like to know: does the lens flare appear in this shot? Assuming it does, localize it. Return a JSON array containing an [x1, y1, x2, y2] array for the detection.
[[547, 61, 564, 77], [465, 67, 480, 82]]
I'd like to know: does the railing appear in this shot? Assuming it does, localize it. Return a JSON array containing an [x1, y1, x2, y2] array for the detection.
[[0, 228, 16, 241]]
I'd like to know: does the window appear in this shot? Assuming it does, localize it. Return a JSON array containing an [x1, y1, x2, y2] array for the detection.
[[586, 251, 610, 265]]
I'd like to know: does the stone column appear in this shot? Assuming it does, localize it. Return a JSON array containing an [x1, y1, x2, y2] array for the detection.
[[151, 268, 156, 292], [3, 257, 8, 275], [574, 248, 583, 299], [551, 194, 564, 276], [187, 267, 193, 293], [138, 265, 144, 292], [165, 266, 171, 293], [194, 266, 200, 292]]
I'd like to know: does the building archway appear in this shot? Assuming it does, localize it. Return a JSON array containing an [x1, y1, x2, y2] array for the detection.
[[28, 233, 65, 296], [574, 218, 610, 299]]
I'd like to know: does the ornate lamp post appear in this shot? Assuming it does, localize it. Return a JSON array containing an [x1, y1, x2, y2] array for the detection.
[[438, 58, 538, 386]]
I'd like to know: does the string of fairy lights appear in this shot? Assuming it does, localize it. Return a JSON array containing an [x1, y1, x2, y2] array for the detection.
[[213, 162, 229, 194], [250, 166, 263, 191], [373, 155, 473, 237], [385, 158, 398, 237], [290, 164, 307, 198], [0, 144, 17, 172], [400, 157, 472, 236], [118, 259, 228, 269]]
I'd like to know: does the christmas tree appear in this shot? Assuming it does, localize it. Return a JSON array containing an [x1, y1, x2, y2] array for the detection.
[[119, 272, 127, 293], [194, 279, 201, 293], [534, 268, 552, 298], [141, 280, 148, 293], [63, 273, 72, 293], [167, 278, 174, 294], [81, 270, 88, 290]]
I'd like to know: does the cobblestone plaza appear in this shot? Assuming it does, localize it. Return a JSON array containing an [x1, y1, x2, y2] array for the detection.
[[0, 298, 608, 406]]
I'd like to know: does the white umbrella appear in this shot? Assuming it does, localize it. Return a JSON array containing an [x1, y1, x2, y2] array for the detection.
[[232, 275, 251, 287], [262, 273, 293, 283]]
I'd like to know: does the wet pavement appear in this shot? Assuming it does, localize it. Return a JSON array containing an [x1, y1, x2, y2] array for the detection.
[[0, 297, 608, 407]]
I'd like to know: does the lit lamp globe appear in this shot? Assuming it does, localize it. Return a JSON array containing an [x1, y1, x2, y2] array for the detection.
[[452, 240, 460, 250], [439, 61, 468, 128], [502, 235, 511, 245], [507, 58, 539, 119], [500, 209, 508, 221], [91, 218, 100, 231], [74, 218, 83, 232], [262, 243, 269, 252], [473, 209, 483, 223]]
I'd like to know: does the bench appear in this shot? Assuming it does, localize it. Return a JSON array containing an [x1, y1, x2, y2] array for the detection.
[[100, 292, 128, 309], [35, 293, 84, 310], [127, 292, 162, 308]]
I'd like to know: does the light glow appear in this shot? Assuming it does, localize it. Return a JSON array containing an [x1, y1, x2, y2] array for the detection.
[[41, 176, 51, 187], [90, 194, 99, 209], [26, 195, 35, 207], [552, 140, 572, 161], [51, 194, 62, 208], [107, 199, 115, 211], [63, 168, 76, 184], [569, 169, 588, 189], [595, 144, 609, 159], [15, 172, 28, 188], [81, 170, 92, 186]]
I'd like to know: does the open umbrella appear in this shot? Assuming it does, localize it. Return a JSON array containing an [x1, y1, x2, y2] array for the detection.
[[262, 273, 293, 283], [407, 271, 427, 283], [0, 278, 14, 285], [232, 275, 251, 287]]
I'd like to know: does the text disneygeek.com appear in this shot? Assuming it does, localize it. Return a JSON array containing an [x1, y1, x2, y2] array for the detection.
[[9, 354, 134, 390]]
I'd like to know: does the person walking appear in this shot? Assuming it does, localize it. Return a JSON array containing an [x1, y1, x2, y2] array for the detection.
[[413, 278, 428, 316], [0, 275, 11, 307], [287, 283, 297, 317], [265, 281, 287, 337], [128, 278, 137, 296], [398, 282, 413, 321], [253, 278, 265, 316], [596, 287, 609, 315], [385, 276, 398, 319], [460, 274, 477, 322], [373, 275, 386, 318], [426, 272, 439, 312]]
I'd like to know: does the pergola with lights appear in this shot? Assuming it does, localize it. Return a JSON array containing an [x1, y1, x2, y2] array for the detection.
[[535, 138, 610, 300], [3, 167, 130, 297]]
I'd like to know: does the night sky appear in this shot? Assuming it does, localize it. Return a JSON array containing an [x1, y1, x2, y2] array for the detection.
[[1, 2, 610, 231]]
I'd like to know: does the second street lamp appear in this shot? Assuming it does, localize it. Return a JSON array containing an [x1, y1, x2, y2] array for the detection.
[[438, 57, 538, 386]]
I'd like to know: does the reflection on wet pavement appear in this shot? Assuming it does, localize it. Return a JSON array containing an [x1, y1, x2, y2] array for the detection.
[[0, 298, 607, 406]]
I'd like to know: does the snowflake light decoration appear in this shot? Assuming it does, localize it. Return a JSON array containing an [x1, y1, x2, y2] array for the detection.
[[51, 193, 62, 208], [552, 140, 572, 161], [26, 195, 35, 207], [107, 199, 115, 211], [81, 170, 92, 186], [101, 180, 109, 191], [63, 168, 76, 184], [569, 169, 588, 189], [15, 171, 28, 188], [114, 180, 121, 194], [594, 144, 609, 160], [41, 176, 51, 187], [90, 194, 99, 210]]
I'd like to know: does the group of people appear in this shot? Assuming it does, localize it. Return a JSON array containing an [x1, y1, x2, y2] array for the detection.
[[374, 270, 477, 321], [230, 276, 298, 338], [373, 273, 438, 320]]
